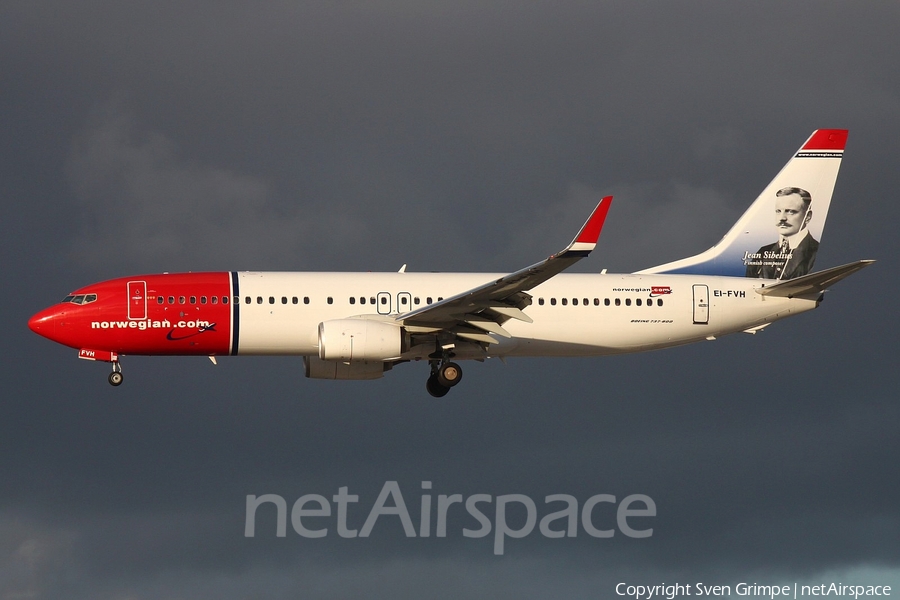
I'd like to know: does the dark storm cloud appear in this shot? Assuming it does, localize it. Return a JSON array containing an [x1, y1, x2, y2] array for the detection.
[[3, 0, 900, 598]]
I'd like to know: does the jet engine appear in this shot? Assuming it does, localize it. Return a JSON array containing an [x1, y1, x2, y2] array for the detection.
[[317, 319, 407, 362]]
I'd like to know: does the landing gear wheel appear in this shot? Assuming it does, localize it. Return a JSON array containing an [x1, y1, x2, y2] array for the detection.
[[108, 371, 124, 386], [437, 362, 463, 388], [426, 374, 450, 398]]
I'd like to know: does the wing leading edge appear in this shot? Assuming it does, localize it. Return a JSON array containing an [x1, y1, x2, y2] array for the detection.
[[397, 197, 613, 343]]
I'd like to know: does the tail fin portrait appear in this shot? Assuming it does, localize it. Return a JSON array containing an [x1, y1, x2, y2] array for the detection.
[[638, 129, 848, 279]]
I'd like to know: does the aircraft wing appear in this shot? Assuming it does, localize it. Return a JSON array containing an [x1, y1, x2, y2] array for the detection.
[[396, 197, 612, 344], [755, 260, 875, 298]]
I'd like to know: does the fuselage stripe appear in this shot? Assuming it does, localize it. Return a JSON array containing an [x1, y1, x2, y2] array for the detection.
[[230, 271, 240, 355]]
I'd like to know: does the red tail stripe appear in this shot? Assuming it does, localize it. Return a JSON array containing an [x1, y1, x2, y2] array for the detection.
[[802, 129, 848, 151]]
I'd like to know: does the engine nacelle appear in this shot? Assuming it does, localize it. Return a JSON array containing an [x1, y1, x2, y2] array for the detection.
[[304, 356, 391, 380], [317, 319, 407, 362]]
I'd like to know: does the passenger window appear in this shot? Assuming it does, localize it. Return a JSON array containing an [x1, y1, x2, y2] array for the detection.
[[327, 297, 333, 304], [350, 297, 356, 305], [636, 298, 642, 306], [281, 297, 287, 304], [190, 296, 197, 304], [179, 296, 186, 304], [292, 297, 298, 304], [268, 297, 274, 304], [369, 297, 376, 305], [200, 296, 207, 304], [594, 298, 599, 306], [604, 298, 610, 306], [414, 297, 420, 305], [615, 298, 621, 306], [157, 297, 164, 304], [538, 298, 545, 305], [380, 296, 387, 305], [583, 298, 588, 306], [625, 298, 631, 306], [572, 298, 578, 306], [657, 299, 663, 306], [168, 296, 175, 304], [304, 297, 310, 304], [427, 297, 433, 304], [257, 297, 263, 304], [438, 297, 443, 301], [562, 298, 568, 306], [550, 298, 557, 306], [401, 296, 408, 305]]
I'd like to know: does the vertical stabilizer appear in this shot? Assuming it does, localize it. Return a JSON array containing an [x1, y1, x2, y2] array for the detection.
[[638, 129, 847, 279]]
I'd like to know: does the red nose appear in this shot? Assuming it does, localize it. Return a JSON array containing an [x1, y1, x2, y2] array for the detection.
[[29, 306, 59, 338]]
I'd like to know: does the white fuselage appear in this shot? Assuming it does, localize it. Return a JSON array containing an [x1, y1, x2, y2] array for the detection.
[[234, 271, 816, 359]]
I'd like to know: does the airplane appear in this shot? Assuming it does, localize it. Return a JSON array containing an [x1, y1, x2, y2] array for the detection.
[[29, 129, 873, 396]]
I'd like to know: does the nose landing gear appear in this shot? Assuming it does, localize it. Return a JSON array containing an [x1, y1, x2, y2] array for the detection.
[[108, 361, 123, 386], [78, 349, 124, 386]]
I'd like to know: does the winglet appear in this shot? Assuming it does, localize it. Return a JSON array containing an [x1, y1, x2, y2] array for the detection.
[[569, 196, 613, 253]]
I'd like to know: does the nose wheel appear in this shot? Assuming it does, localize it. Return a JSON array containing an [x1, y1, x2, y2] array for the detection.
[[108, 362, 123, 386], [426, 361, 463, 397]]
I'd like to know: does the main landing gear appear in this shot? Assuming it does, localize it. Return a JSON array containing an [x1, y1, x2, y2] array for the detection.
[[108, 361, 123, 386], [426, 360, 463, 397]]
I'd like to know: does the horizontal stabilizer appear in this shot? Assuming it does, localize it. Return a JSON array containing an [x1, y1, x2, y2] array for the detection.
[[755, 260, 875, 298]]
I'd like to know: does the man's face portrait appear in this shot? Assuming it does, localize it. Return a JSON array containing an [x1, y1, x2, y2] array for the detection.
[[774, 193, 811, 237]]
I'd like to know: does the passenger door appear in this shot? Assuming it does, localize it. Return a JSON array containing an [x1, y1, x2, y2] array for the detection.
[[127, 280, 147, 320], [692, 284, 709, 325]]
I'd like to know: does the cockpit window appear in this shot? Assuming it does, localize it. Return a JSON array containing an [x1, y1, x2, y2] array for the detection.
[[64, 293, 98, 305]]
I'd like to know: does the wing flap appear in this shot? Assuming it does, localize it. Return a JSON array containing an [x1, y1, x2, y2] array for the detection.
[[453, 328, 500, 344], [483, 304, 533, 323], [456, 315, 513, 338]]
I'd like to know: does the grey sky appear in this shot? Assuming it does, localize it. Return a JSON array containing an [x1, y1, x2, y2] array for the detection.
[[3, 1, 899, 598]]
